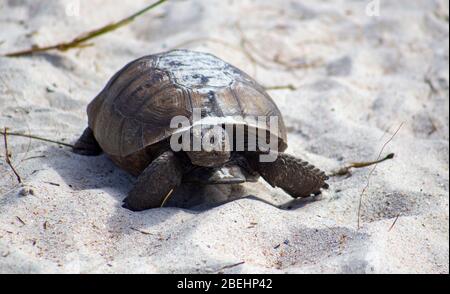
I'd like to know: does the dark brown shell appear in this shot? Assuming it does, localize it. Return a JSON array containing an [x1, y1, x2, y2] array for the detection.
[[87, 49, 287, 159]]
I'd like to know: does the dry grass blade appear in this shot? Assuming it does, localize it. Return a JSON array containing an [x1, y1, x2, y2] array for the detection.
[[3, 0, 168, 57], [388, 214, 400, 232], [357, 122, 405, 230], [3, 127, 22, 184], [160, 189, 174, 208], [0, 130, 74, 148]]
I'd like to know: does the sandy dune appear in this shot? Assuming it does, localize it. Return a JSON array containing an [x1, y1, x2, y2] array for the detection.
[[0, 0, 448, 273]]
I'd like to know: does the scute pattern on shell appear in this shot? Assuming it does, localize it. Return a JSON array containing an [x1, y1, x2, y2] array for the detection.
[[87, 49, 287, 157], [156, 50, 237, 92]]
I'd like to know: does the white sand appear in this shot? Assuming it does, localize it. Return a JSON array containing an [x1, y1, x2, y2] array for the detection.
[[0, 0, 448, 273]]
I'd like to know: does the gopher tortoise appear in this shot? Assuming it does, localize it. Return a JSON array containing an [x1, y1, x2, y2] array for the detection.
[[73, 49, 328, 211]]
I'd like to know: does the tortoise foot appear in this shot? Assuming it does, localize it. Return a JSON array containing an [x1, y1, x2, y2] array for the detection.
[[73, 127, 102, 156], [122, 150, 184, 211], [251, 152, 329, 198]]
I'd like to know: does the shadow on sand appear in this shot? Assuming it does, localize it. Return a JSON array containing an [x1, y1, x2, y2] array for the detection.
[[47, 145, 319, 234]]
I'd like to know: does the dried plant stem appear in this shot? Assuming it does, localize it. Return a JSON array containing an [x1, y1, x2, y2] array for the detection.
[[329, 153, 395, 177], [357, 122, 405, 230], [388, 214, 400, 232], [3, 128, 23, 184], [264, 84, 296, 91], [3, 0, 167, 57], [160, 188, 174, 208], [0, 130, 74, 148], [130, 227, 153, 235], [213, 261, 245, 273]]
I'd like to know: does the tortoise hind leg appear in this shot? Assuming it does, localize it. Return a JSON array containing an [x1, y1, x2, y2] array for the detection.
[[73, 127, 102, 156], [123, 150, 184, 211], [250, 152, 329, 198]]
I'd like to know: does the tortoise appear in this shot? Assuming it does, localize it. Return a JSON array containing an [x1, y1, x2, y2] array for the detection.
[[73, 49, 328, 211]]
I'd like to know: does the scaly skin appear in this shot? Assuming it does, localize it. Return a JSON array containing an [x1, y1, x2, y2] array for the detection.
[[250, 152, 329, 198], [123, 150, 184, 211]]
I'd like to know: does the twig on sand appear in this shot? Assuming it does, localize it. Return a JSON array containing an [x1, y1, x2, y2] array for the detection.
[[2, 128, 23, 184], [21, 155, 46, 161], [329, 153, 395, 177], [16, 216, 26, 226], [2, 0, 168, 57], [44, 181, 60, 186], [264, 84, 297, 91], [272, 54, 324, 71], [388, 214, 400, 232], [130, 227, 153, 235], [214, 261, 245, 273], [357, 122, 405, 230], [0, 130, 74, 148]]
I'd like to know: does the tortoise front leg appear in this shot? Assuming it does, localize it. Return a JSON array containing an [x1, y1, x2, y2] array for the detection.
[[73, 127, 102, 156], [122, 150, 184, 211], [250, 152, 329, 198]]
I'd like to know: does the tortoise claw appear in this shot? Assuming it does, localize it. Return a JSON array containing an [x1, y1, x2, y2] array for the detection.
[[252, 152, 329, 199]]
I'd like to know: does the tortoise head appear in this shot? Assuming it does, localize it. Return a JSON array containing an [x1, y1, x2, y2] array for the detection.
[[186, 125, 230, 167]]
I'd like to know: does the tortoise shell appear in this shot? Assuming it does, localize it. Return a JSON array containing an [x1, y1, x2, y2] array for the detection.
[[87, 49, 287, 161]]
